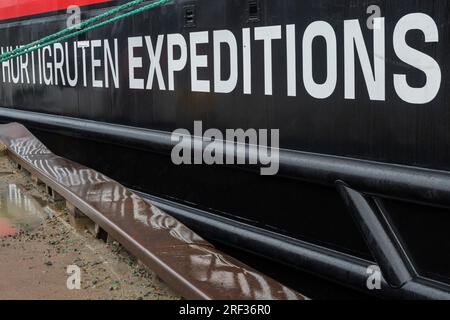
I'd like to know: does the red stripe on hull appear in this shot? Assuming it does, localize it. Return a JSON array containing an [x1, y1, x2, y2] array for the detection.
[[0, 0, 112, 21]]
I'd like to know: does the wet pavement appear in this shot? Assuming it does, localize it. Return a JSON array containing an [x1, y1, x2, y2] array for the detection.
[[0, 184, 50, 237], [0, 218, 16, 237]]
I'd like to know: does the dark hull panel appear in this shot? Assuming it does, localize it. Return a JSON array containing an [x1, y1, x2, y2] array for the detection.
[[1, 0, 450, 298]]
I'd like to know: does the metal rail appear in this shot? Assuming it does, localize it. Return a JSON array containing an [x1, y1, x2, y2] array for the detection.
[[337, 183, 416, 288]]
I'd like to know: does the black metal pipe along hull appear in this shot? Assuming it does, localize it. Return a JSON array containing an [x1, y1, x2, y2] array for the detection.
[[1, 0, 450, 299]]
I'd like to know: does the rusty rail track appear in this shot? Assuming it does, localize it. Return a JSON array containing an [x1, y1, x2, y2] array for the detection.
[[0, 122, 304, 300]]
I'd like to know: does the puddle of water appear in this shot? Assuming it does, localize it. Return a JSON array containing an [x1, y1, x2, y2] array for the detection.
[[0, 184, 49, 237]]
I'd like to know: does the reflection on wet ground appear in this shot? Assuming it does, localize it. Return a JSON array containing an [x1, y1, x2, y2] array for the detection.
[[0, 184, 49, 237]]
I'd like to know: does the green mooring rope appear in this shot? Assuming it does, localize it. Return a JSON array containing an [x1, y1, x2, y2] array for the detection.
[[0, 0, 171, 63]]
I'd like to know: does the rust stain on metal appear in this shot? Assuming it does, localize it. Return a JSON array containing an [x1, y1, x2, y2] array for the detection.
[[0, 122, 305, 300]]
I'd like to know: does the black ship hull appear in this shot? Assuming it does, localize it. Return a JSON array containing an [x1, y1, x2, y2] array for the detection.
[[1, 0, 450, 299]]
